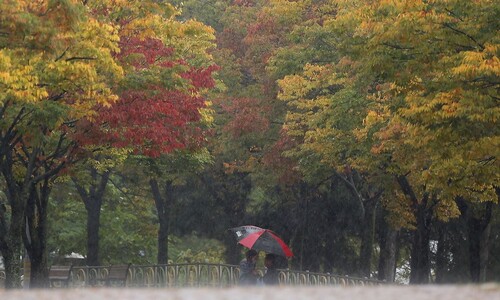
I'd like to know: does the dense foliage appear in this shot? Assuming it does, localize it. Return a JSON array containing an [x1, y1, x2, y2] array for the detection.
[[0, 0, 498, 288]]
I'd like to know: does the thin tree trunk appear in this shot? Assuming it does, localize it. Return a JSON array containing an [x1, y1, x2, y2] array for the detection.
[[435, 222, 448, 284], [300, 183, 308, 271], [468, 217, 481, 282], [359, 198, 377, 278], [479, 216, 491, 282], [150, 178, 173, 265]]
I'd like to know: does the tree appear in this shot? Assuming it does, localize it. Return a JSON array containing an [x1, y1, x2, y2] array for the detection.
[[67, 0, 217, 266], [273, 0, 499, 282], [278, 0, 499, 283], [48, 177, 158, 265], [0, 0, 121, 288], [349, 0, 499, 283]]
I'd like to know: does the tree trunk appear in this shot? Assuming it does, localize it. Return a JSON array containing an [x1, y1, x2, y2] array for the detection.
[[479, 215, 491, 282], [359, 198, 377, 278], [26, 237, 48, 288], [0, 208, 24, 289], [157, 217, 169, 265], [0, 110, 71, 288], [435, 223, 449, 284], [409, 197, 432, 284], [85, 199, 101, 266], [24, 180, 50, 288], [0, 161, 29, 289], [377, 221, 397, 282], [335, 169, 382, 278], [300, 183, 308, 271], [467, 202, 492, 282], [73, 168, 109, 266], [396, 175, 432, 284], [150, 178, 173, 265]]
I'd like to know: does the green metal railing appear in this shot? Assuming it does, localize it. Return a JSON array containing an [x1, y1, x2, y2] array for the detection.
[[67, 263, 240, 288], [279, 269, 383, 286], [1, 264, 385, 288]]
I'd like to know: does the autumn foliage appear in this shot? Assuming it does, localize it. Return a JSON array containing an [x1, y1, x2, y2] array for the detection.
[[1, 0, 499, 288], [77, 36, 218, 157]]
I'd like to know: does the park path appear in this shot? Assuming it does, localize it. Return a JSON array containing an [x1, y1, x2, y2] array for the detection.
[[1, 285, 499, 300]]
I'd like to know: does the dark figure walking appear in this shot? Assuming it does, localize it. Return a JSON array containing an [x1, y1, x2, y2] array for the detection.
[[262, 253, 279, 285], [239, 249, 259, 285]]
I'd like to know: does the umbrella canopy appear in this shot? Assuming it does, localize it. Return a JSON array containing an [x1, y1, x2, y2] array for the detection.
[[229, 225, 264, 241], [229, 226, 293, 258]]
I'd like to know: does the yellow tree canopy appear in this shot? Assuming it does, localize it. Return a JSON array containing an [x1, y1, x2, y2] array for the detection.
[[0, 0, 122, 123], [277, 0, 499, 226]]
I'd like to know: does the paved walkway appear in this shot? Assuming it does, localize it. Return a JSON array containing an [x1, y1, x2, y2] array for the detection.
[[0, 285, 499, 300]]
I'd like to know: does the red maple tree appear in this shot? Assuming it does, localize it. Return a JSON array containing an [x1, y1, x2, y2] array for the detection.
[[77, 37, 218, 157]]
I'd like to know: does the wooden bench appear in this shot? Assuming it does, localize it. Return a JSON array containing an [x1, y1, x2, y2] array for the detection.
[[105, 264, 131, 287], [49, 265, 73, 288]]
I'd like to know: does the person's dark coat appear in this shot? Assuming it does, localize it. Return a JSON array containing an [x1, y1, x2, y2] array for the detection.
[[239, 258, 258, 285], [263, 268, 279, 285]]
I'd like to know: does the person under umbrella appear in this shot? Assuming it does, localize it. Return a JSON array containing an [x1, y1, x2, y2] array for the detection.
[[230, 225, 293, 285], [262, 253, 279, 285], [239, 249, 260, 285]]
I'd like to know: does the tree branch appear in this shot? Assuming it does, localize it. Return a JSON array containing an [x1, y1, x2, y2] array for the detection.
[[382, 42, 414, 50], [95, 170, 110, 200], [396, 174, 419, 206], [333, 168, 366, 218], [65, 57, 96, 62], [55, 47, 70, 62], [442, 23, 484, 50], [71, 176, 89, 205], [444, 8, 464, 22]]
